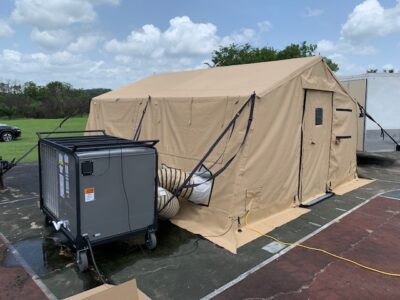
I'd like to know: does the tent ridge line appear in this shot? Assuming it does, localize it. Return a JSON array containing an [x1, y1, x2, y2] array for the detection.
[[257, 56, 323, 98], [324, 63, 358, 105]]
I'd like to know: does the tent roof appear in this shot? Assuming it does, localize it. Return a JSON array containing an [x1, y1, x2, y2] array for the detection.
[[95, 56, 322, 100]]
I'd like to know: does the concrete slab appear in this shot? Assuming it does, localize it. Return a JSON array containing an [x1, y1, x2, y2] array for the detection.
[[262, 241, 286, 254], [0, 152, 398, 299]]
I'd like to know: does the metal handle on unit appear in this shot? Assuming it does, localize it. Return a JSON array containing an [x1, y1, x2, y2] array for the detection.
[[36, 130, 107, 139], [71, 139, 159, 152]]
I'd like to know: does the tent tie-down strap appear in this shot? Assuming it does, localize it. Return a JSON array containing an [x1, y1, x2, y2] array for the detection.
[[133, 96, 150, 141], [357, 102, 400, 151], [159, 92, 257, 212]]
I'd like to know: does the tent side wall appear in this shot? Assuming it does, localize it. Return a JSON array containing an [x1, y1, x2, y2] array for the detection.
[[340, 79, 366, 152], [328, 88, 358, 188], [140, 95, 250, 237], [238, 76, 303, 221], [86, 97, 148, 139], [239, 60, 357, 221]]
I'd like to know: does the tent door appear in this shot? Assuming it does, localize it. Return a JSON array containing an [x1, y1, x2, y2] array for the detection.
[[300, 90, 333, 204]]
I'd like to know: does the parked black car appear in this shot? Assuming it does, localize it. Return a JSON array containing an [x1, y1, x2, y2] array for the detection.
[[0, 124, 21, 142]]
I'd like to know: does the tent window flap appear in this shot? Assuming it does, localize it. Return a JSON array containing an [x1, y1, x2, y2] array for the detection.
[[315, 108, 323, 125]]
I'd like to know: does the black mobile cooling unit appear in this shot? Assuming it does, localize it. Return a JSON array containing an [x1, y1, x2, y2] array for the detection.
[[38, 131, 158, 271]]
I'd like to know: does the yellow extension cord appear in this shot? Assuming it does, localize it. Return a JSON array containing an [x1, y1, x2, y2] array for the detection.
[[244, 212, 400, 278]]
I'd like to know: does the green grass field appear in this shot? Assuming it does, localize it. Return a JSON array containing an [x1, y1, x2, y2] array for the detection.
[[0, 117, 88, 162]]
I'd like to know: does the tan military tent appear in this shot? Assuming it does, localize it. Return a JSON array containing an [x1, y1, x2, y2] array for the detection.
[[86, 56, 360, 253]]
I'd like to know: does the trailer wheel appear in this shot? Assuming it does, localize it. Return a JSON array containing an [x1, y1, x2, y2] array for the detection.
[[44, 215, 51, 227], [77, 251, 89, 272], [145, 231, 157, 250]]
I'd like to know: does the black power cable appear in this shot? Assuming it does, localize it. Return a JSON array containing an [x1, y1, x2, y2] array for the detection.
[[83, 236, 107, 284], [120, 147, 133, 232]]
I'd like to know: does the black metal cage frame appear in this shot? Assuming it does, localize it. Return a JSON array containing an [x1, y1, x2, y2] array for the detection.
[[38, 131, 159, 251]]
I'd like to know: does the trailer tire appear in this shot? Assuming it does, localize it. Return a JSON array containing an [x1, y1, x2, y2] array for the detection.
[[44, 215, 51, 227], [145, 231, 157, 250], [77, 251, 89, 272]]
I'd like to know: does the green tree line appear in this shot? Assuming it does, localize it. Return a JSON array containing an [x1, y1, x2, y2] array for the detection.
[[210, 41, 339, 71], [0, 81, 110, 119]]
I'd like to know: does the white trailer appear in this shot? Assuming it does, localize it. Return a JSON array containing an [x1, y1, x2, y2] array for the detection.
[[340, 73, 400, 152]]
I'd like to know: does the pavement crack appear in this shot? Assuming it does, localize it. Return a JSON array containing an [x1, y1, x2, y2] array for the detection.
[[266, 260, 335, 299], [134, 264, 180, 276]]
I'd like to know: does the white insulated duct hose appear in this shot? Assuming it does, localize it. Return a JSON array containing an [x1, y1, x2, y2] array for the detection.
[[189, 175, 212, 205], [158, 165, 212, 208], [157, 187, 180, 220], [158, 166, 194, 201]]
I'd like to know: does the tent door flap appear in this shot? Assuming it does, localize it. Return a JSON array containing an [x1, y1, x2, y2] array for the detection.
[[300, 90, 333, 204]]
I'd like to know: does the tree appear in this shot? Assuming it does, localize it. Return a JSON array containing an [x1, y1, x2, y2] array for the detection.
[[0, 80, 110, 119], [366, 68, 378, 73], [211, 42, 339, 72], [322, 57, 339, 72]]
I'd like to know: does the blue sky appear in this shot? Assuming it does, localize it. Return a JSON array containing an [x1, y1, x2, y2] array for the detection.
[[0, 0, 399, 88]]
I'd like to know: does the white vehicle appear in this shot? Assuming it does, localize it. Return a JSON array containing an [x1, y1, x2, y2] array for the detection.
[[340, 73, 400, 152]]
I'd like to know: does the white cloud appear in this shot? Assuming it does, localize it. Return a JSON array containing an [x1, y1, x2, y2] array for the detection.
[[88, 0, 120, 5], [11, 0, 120, 48], [316, 39, 377, 75], [317, 39, 377, 56], [103, 16, 263, 79], [2, 49, 22, 62], [50, 51, 80, 65], [105, 16, 261, 58], [257, 21, 272, 32], [341, 0, 400, 41], [68, 35, 103, 53], [11, 0, 119, 31], [0, 48, 150, 88], [12, 0, 96, 30], [304, 8, 324, 17], [0, 49, 100, 87], [0, 19, 14, 37], [105, 17, 222, 57], [30, 28, 71, 49], [0, 16, 267, 88], [220, 28, 257, 46], [114, 55, 132, 65], [105, 24, 163, 57], [316, 40, 336, 52], [315, 0, 399, 73], [325, 52, 366, 75], [164, 16, 220, 55]]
